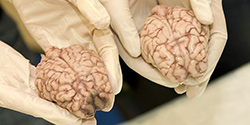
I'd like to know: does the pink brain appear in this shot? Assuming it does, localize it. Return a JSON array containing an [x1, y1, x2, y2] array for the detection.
[[140, 5, 210, 83], [35, 45, 113, 119]]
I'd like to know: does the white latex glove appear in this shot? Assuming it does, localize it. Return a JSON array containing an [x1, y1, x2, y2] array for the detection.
[[98, 0, 141, 57], [116, 0, 227, 98], [1, 0, 122, 124], [67, 0, 141, 57]]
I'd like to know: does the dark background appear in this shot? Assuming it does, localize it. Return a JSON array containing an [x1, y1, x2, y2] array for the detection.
[[0, 0, 250, 124]]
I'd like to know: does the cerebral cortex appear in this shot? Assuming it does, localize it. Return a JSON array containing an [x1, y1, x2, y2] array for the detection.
[[140, 5, 210, 84], [35, 45, 114, 119]]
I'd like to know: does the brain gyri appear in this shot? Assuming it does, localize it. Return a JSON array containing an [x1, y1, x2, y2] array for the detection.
[[140, 5, 210, 84], [35, 45, 114, 119]]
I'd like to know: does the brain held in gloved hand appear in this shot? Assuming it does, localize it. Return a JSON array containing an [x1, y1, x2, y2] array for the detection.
[[35, 45, 114, 119], [140, 5, 209, 84]]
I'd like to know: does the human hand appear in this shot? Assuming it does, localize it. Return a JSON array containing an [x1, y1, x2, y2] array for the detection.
[[1, 0, 122, 124], [66, 0, 142, 57], [116, 0, 227, 98]]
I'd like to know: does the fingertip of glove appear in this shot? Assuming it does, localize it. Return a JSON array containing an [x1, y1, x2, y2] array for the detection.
[[113, 67, 123, 95], [196, 14, 214, 25], [127, 47, 141, 57], [191, 0, 214, 25], [174, 85, 187, 94], [122, 37, 141, 57]]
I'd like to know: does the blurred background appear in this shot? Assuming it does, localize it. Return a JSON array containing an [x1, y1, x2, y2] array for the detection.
[[0, 0, 250, 125]]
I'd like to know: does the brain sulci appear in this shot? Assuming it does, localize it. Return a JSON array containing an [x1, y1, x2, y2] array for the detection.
[[140, 5, 210, 84], [35, 45, 114, 119]]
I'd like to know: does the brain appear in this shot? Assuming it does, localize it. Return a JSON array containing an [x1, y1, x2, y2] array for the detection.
[[35, 45, 113, 119], [140, 5, 210, 84]]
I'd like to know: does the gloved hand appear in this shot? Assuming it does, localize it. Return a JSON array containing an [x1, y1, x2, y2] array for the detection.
[[0, 41, 97, 124], [98, 0, 141, 57], [115, 0, 227, 98], [1, 0, 122, 124], [69, 0, 141, 57]]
